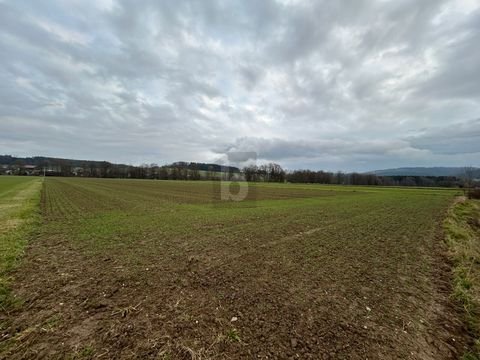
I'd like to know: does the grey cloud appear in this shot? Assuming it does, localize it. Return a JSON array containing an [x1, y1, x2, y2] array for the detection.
[[238, 64, 264, 91], [216, 136, 414, 161], [1, 0, 479, 171], [415, 12, 480, 100], [408, 118, 480, 155]]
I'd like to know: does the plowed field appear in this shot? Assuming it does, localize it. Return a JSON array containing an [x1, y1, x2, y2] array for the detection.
[[0, 178, 471, 359]]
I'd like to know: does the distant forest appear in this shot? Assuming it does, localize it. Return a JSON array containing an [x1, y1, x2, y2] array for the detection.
[[1, 155, 478, 188]]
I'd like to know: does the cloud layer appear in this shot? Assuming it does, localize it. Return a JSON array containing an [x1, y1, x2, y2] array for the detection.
[[1, 0, 479, 171]]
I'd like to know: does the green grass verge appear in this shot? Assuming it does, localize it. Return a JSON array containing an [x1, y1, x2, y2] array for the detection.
[[0, 178, 43, 310], [444, 199, 480, 358]]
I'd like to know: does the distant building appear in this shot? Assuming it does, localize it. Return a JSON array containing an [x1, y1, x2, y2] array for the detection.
[[72, 167, 84, 176], [22, 164, 38, 175]]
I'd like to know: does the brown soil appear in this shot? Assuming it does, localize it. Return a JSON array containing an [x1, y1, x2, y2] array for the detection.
[[0, 181, 473, 359]]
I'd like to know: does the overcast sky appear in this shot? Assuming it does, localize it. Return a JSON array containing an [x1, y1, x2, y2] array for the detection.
[[1, 0, 479, 171]]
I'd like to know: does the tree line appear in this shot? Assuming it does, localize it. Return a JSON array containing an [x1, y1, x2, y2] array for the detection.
[[1, 155, 477, 188], [285, 169, 464, 187]]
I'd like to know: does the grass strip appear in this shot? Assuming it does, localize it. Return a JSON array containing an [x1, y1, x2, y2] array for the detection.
[[444, 199, 480, 359], [0, 179, 43, 310]]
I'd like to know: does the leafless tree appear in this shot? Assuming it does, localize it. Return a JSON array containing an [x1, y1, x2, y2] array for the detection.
[[463, 166, 476, 194]]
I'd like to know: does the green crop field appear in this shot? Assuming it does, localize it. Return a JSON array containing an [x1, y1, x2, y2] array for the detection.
[[0, 177, 476, 359]]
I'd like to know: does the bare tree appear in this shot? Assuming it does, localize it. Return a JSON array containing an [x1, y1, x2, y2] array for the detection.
[[463, 166, 476, 195]]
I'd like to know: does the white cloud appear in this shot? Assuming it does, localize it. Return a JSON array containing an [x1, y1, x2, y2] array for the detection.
[[0, 0, 479, 171]]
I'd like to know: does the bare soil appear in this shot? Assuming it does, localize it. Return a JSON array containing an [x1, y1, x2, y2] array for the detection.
[[0, 179, 472, 359]]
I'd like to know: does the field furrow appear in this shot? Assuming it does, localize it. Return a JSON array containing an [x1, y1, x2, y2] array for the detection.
[[0, 178, 470, 359]]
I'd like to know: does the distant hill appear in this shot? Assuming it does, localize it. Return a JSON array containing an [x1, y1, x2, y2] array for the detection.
[[3, 155, 478, 180], [370, 167, 480, 178], [0, 155, 239, 173], [0, 155, 118, 168]]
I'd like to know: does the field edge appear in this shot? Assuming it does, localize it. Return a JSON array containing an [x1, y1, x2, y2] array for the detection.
[[0, 178, 43, 311], [444, 198, 480, 359]]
